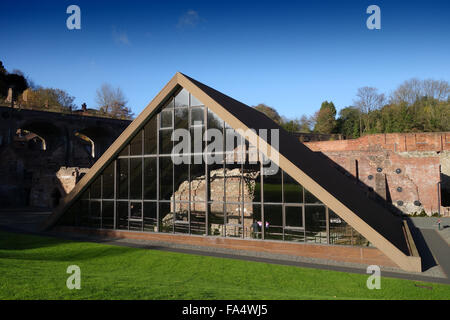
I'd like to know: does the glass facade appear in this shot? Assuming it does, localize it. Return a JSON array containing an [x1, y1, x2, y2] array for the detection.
[[58, 87, 370, 247]]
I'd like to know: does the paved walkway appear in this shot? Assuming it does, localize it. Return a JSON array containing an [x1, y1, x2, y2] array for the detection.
[[0, 211, 449, 285]]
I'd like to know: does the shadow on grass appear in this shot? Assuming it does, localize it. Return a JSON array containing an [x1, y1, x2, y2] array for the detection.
[[0, 230, 138, 262]]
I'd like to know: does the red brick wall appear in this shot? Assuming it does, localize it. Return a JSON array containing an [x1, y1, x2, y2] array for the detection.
[[305, 133, 446, 215]]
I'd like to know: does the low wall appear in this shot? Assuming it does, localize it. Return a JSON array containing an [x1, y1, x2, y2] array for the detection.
[[55, 226, 399, 269]]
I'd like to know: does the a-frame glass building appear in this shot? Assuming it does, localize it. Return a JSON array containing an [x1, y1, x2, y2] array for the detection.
[[43, 73, 421, 272]]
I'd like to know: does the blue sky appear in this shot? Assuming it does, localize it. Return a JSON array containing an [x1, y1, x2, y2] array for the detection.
[[0, 0, 449, 119]]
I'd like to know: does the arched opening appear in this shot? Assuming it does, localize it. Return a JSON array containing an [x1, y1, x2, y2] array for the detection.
[[75, 132, 95, 158], [19, 121, 62, 151]]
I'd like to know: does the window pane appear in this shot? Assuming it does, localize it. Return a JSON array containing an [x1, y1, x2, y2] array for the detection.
[[130, 131, 142, 155], [143, 202, 157, 232], [102, 162, 115, 199], [102, 201, 114, 229], [174, 202, 189, 234], [130, 158, 142, 199], [264, 205, 283, 240], [159, 202, 173, 233], [225, 163, 242, 203], [89, 201, 101, 228], [175, 88, 189, 108], [190, 93, 203, 107], [160, 109, 173, 128], [283, 171, 303, 203], [129, 202, 142, 231], [118, 159, 128, 199], [285, 206, 303, 228], [144, 116, 157, 154], [263, 165, 282, 203], [191, 201, 206, 235], [190, 126, 204, 154], [249, 204, 262, 239], [305, 189, 321, 204], [117, 201, 128, 230], [329, 209, 370, 246], [119, 144, 129, 157], [159, 129, 173, 155], [208, 202, 224, 236], [226, 203, 242, 238], [159, 157, 173, 200], [190, 107, 204, 126], [190, 157, 205, 202], [305, 205, 326, 244], [175, 107, 189, 130], [243, 162, 261, 203], [174, 163, 189, 201], [144, 158, 157, 199], [91, 175, 101, 199], [208, 163, 225, 202]]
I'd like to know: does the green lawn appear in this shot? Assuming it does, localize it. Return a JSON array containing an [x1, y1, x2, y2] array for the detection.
[[0, 231, 448, 300]]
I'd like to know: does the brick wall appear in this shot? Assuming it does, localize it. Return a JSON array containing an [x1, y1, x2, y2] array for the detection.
[[305, 132, 449, 216]]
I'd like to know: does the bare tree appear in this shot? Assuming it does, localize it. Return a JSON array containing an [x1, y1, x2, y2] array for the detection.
[[96, 83, 133, 119], [391, 78, 450, 104], [354, 87, 385, 134]]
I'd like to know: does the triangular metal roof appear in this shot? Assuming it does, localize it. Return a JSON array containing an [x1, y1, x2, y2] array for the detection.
[[42, 72, 421, 272]]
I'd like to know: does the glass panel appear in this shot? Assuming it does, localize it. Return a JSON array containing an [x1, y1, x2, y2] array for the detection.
[[329, 209, 370, 246], [263, 165, 282, 203], [285, 206, 303, 228], [102, 201, 114, 229], [174, 202, 189, 234], [208, 163, 225, 202], [243, 162, 261, 203], [129, 202, 142, 231], [175, 107, 189, 129], [175, 88, 189, 108], [130, 131, 143, 155], [225, 163, 242, 203], [249, 204, 262, 239], [159, 202, 173, 233], [89, 201, 101, 228], [119, 144, 129, 157], [226, 203, 242, 238], [144, 116, 157, 154], [208, 202, 224, 236], [190, 126, 204, 154], [91, 175, 101, 199], [102, 162, 115, 199], [143, 202, 157, 232], [191, 201, 206, 235], [174, 163, 189, 201], [159, 129, 173, 155], [305, 205, 327, 244], [160, 109, 173, 129], [144, 158, 157, 200], [159, 157, 173, 200], [117, 201, 128, 230], [305, 188, 321, 204], [190, 93, 203, 107], [79, 200, 89, 227], [190, 156, 205, 202], [283, 171, 303, 203], [118, 158, 128, 199], [264, 205, 283, 240], [130, 158, 142, 199], [190, 107, 204, 126], [163, 97, 174, 109]]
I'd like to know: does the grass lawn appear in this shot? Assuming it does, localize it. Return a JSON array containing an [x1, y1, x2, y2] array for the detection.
[[0, 231, 448, 300]]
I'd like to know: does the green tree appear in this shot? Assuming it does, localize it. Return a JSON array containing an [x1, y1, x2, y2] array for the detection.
[[253, 103, 282, 124], [313, 101, 337, 134]]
